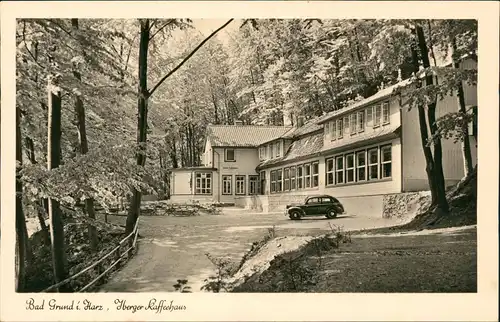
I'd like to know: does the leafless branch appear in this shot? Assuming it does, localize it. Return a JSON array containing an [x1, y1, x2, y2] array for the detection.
[[48, 19, 74, 38], [148, 19, 234, 98], [22, 21, 46, 70], [149, 19, 176, 41]]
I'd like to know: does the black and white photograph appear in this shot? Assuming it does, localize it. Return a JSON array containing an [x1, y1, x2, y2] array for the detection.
[[1, 1, 498, 321]]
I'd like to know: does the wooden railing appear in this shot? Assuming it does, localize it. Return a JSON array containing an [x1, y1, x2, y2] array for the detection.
[[41, 218, 140, 293]]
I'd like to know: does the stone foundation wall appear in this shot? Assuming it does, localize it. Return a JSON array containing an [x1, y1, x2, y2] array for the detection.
[[382, 191, 431, 220], [169, 194, 214, 204], [234, 195, 267, 211], [237, 194, 387, 218], [236, 192, 432, 219]]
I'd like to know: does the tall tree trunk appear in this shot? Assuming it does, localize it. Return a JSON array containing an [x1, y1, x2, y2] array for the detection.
[[211, 91, 219, 124], [72, 18, 98, 251], [169, 137, 179, 169], [451, 37, 474, 177], [25, 137, 50, 246], [415, 24, 449, 213], [16, 105, 31, 292], [249, 69, 257, 104], [126, 19, 150, 235], [410, 36, 438, 206], [47, 76, 69, 291]]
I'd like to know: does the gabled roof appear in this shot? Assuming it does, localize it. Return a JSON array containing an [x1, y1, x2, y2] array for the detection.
[[257, 124, 401, 170], [316, 55, 477, 126], [320, 124, 401, 154], [316, 79, 412, 125], [256, 132, 324, 169], [287, 117, 323, 138], [207, 125, 293, 147], [258, 117, 323, 146]]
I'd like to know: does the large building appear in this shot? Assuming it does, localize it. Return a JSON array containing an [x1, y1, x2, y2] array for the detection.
[[170, 59, 477, 216]]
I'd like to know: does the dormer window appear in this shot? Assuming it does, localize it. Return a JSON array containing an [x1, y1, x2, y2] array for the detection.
[[330, 121, 336, 140], [276, 141, 281, 157], [350, 113, 357, 135], [374, 105, 382, 127], [337, 119, 343, 138], [382, 102, 390, 125], [225, 149, 235, 162], [357, 111, 365, 132], [259, 146, 266, 160]]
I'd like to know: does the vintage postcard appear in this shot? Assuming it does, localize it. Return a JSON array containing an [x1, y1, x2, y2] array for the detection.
[[1, 1, 498, 321]]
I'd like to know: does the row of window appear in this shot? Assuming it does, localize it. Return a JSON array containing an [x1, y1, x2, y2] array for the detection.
[[325, 102, 390, 140], [259, 140, 282, 161], [266, 144, 392, 194], [194, 173, 260, 195], [222, 175, 259, 195], [325, 145, 392, 185], [195, 172, 212, 195], [198, 145, 392, 195], [269, 161, 320, 193]]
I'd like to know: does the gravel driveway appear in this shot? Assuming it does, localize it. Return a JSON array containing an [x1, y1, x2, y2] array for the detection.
[[100, 209, 398, 292]]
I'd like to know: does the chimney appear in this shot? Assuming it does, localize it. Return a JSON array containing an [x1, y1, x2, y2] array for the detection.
[[297, 116, 305, 128], [234, 119, 243, 126], [283, 112, 292, 127]]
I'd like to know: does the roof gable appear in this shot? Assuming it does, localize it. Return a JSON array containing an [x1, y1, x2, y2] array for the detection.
[[207, 125, 292, 147]]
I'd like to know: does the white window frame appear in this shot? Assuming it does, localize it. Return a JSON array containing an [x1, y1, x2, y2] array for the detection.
[[222, 175, 233, 195], [337, 119, 343, 139], [276, 141, 281, 157], [366, 107, 373, 126], [382, 102, 390, 125], [331, 121, 337, 140], [345, 153, 355, 183], [195, 172, 212, 195], [312, 162, 319, 188], [297, 165, 304, 189], [235, 175, 246, 195], [356, 150, 367, 182], [357, 111, 365, 133], [368, 148, 379, 180], [270, 170, 276, 193], [350, 113, 357, 136], [225, 149, 235, 162], [304, 163, 311, 188], [335, 156, 344, 184], [276, 169, 283, 192], [326, 158, 335, 186], [290, 166, 296, 190], [381, 145, 392, 179], [284, 168, 290, 191], [249, 175, 259, 195], [374, 105, 382, 127], [343, 116, 350, 136], [259, 147, 265, 160]]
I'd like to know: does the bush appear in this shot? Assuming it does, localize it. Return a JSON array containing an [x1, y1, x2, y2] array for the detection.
[[201, 253, 237, 292]]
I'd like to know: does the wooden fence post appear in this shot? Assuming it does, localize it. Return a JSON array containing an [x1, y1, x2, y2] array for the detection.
[[115, 246, 122, 269]]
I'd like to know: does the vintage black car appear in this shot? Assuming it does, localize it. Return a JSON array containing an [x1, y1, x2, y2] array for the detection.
[[285, 195, 344, 220]]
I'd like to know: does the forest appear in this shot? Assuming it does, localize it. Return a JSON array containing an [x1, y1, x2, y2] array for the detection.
[[15, 19, 477, 292]]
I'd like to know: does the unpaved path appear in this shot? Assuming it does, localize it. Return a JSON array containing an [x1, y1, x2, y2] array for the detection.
[[100, 209, 398, 292]]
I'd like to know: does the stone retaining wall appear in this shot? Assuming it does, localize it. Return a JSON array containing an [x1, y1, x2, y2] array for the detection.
[[382, 191, 431, 220]]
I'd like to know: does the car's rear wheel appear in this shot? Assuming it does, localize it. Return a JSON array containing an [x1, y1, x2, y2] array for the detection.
[[326, 209, 337, 219], [289, 210, 302, 220]]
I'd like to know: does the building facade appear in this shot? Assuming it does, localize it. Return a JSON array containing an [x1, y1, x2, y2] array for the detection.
[[169, 59, 477, 216]]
